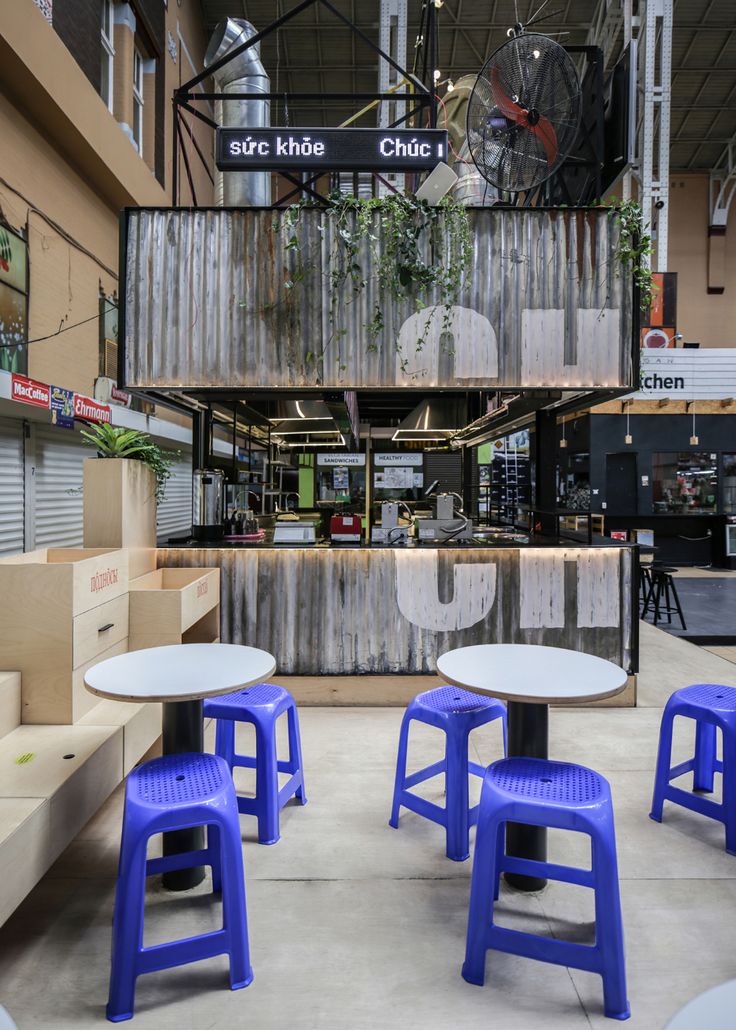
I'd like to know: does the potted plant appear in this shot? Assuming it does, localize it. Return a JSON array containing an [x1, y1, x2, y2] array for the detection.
[[80, 424, 178, 555]]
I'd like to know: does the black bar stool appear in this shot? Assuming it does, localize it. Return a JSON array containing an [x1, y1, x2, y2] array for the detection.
[[641, 565, 687, 631], [640, 565, 654, 613]]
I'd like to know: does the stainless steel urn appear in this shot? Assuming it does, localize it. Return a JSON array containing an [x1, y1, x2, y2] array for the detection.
[[192, 468, 226, 541]]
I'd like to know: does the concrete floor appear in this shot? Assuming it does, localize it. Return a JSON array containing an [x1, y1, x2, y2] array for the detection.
[[651, 575, 736, 641], [2, 622, 736, 1029]]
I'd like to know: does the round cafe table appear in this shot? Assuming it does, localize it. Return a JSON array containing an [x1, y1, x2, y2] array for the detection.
[[85, 643, 276, 891], [435, 643, 628, 891], [665, 979, 736, 1029]]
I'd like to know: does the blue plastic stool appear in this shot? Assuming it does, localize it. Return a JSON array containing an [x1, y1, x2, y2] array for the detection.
[[107, 752, 252, 1022], [389, 685, 507, 861], [650, 683, 736, 854], [203, 683, 307, 845], [463, 757, 630, 1022]]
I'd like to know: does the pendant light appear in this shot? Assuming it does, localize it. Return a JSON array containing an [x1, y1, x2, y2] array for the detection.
[[689, 402, 699, 446], [624, 401, 633, 445], [559, 418, 567, 449]]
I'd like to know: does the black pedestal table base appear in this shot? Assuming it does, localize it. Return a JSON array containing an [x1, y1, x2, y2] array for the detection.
[[504, 700, 549, 892], [161, 699, 205, 891]]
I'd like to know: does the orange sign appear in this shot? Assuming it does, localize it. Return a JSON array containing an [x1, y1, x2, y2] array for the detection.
[[641, 327, 675, 349]]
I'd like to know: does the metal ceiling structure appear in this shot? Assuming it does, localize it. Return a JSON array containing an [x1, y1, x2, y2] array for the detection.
[[198, 0, 736, 171]]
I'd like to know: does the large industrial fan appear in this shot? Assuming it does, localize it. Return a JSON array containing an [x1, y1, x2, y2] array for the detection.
[[466, 30, 582, 194]]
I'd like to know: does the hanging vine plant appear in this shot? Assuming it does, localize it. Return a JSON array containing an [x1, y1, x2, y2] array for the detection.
[[273, 192, 473, 375], [605, 198, 657, 312]]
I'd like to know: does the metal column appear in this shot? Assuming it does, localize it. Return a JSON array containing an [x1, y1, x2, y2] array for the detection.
[[639, 0, 672, 271], [378, 0, 408, 196]]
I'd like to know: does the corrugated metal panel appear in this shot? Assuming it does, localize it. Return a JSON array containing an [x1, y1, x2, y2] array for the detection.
[[124, 208, 634, 391], [0, 418, 25, 556], [160, 545, 633, 674], [156, 452, 193, 542], [33, 425, 86, 548]]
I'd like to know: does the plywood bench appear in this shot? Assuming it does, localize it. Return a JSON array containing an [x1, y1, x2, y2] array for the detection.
[[0, 670, 161, 926]]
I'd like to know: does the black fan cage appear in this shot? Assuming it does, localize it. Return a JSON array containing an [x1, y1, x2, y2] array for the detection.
[[467, 33, 582, 194]]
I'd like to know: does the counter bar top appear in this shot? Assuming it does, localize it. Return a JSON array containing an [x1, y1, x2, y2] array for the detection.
[[166, 535, 633, 551]]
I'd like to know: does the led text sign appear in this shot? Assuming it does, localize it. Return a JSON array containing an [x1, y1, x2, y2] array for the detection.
[[216, 127, 448, 172]]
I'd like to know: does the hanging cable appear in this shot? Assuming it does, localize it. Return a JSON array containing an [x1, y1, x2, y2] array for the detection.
[[0, 303, 117, 349], [0, 177, 118, 280]]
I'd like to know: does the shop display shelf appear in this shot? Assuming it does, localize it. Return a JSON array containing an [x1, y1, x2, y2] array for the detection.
[[0, 548, 129, 724]]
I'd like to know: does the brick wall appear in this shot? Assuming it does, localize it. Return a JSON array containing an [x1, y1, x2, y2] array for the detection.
[[52, 0, 102, 94]]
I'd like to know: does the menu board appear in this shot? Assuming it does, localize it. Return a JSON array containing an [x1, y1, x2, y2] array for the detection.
[[375, 467, 414, 490]]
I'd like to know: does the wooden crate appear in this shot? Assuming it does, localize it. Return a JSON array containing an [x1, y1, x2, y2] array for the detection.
[[0, 549, 129, 724], [129, 567, 220, 650]]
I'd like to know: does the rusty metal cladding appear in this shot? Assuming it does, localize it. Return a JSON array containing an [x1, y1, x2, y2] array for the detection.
[[160, 546, 633, 675], [125, 208, 634, 391]]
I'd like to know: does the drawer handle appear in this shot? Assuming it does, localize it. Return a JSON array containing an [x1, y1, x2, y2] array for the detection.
[[98, 623, 115, 633]]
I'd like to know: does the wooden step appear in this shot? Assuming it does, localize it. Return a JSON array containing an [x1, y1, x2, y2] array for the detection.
[[79, 699, 162, 775], [0, 672, 20, 739], [0, 798, 49, 927], [0, 723, 122, 927]]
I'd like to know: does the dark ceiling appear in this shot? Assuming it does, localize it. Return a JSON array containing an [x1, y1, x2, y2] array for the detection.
[[197, 0, 736, 171]]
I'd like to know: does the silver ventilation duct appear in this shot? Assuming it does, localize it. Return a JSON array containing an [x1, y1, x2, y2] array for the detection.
[[439, 75, 498, 206], [204, 18, 271, 207], [392, 397, 466, 442]]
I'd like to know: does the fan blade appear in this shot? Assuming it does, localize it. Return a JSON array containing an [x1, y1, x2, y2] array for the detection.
[[529, 114, 558, 166], [491, 64, 558, 166], [491, 65, 526, 123]]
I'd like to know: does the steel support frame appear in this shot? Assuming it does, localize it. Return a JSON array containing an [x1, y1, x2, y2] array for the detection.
[[588, 0, 673, 271], [710, 133, 736, 229], [172, 0, 436, 207]]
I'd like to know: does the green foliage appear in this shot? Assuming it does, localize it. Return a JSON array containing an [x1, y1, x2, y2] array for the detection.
[[605, 198, 656, 312], [79, 423, 178, 503], [275, 193, 473, 373]]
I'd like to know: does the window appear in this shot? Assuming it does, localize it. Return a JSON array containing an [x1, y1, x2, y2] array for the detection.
[[723, 454, 736, 514], [652, 452, 718, 515], [98, 291, 119, 378], [100, 0, 114, 111], [133, 46, 144, 154]]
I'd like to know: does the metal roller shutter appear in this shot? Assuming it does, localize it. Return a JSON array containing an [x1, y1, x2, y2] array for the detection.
[[156, 452, 193, 542], [0, 418, 25, 556], [423, 451, 463, 494], [33, 425, 87, 548]]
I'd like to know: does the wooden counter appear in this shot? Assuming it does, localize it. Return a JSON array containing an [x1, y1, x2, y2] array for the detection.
[[159, 545, 636, 676]]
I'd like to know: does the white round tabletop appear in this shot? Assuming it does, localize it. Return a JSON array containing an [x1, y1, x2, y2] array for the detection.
[[84, 643, 277, 703], [666, 980, 736, 1029], [436, 644, 628, 704]]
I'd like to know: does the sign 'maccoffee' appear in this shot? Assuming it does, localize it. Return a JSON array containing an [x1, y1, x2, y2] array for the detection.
[[11, 374, 50, 409]]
